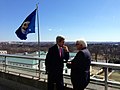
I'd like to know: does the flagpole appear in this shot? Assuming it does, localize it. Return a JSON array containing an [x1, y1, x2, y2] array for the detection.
[[36, 4, 41, 79], [36, 4, 40, 57]]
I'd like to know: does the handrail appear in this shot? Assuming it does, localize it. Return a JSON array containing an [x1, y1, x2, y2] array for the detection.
[[0, 54, 120, 90], [0, 54, 41, 78], [91, 61, 120, 90], [0, 54, 42, 60], [1, 54, 120, 68], [91, 61, 120, 69]]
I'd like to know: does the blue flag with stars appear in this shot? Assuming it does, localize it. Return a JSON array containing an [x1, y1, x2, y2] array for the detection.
[[15, 9, 36, 40]]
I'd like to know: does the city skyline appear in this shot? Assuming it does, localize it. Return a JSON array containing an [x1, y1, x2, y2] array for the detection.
[[1, 0, 120, 42]]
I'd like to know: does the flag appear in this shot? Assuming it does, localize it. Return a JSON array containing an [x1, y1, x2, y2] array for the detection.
[[15, 9, 36, 40]]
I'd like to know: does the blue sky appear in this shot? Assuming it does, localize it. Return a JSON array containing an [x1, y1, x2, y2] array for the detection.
[[1, 0, 120, 42]]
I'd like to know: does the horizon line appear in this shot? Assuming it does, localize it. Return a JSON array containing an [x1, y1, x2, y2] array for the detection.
[[1, 41, 120, 43]]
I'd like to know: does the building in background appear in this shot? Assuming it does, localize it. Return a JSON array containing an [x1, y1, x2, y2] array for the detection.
[[0, 50, 7, 54]]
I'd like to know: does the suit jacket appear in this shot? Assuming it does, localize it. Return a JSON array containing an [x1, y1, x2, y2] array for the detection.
[[71, 47, 91, 87], [45, 44, 69, 73]]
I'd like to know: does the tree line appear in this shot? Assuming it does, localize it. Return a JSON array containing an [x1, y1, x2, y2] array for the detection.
[[0, 42, 120, 64]]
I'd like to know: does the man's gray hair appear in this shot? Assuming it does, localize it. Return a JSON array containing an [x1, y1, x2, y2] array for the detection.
[[56, 36, 65, 43], [76, 39, 87, 47]]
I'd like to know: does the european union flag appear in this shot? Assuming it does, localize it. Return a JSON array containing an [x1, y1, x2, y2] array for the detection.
[[15, 9, 36, 40]]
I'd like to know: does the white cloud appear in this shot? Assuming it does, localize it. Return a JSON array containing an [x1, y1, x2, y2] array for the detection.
[[48, 28, 52, 31]]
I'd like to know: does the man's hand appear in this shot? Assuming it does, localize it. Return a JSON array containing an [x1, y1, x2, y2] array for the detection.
[[63, 45, 69, 52]]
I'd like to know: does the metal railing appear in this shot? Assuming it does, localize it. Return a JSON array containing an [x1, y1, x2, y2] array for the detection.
[[0, 54, 120, 90], [0, 54, 42, 79], [91, 62, 120, 90]]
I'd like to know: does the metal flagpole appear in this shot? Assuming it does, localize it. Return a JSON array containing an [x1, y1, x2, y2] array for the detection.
[[36, 4, 40, 57], [36, 3, 41, 79]]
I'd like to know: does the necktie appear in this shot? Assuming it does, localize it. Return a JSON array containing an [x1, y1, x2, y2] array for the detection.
[[59, 47, 62, 57]]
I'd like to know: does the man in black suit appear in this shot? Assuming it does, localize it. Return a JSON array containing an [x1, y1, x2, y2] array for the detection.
[[45, 36, 69, 90], [67, 39, 91, 90]]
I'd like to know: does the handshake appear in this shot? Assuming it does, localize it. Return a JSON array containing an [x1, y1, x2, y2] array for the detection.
[[66, 61, 72, 69]]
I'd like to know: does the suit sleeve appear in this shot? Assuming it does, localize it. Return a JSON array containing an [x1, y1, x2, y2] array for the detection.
[[45, 48, 51, 72], [63, 51, 69, 63]]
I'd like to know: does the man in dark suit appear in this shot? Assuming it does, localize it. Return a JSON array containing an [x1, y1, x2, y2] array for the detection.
[[45, 36, 69, 90], [67, 39, 91, 90]]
